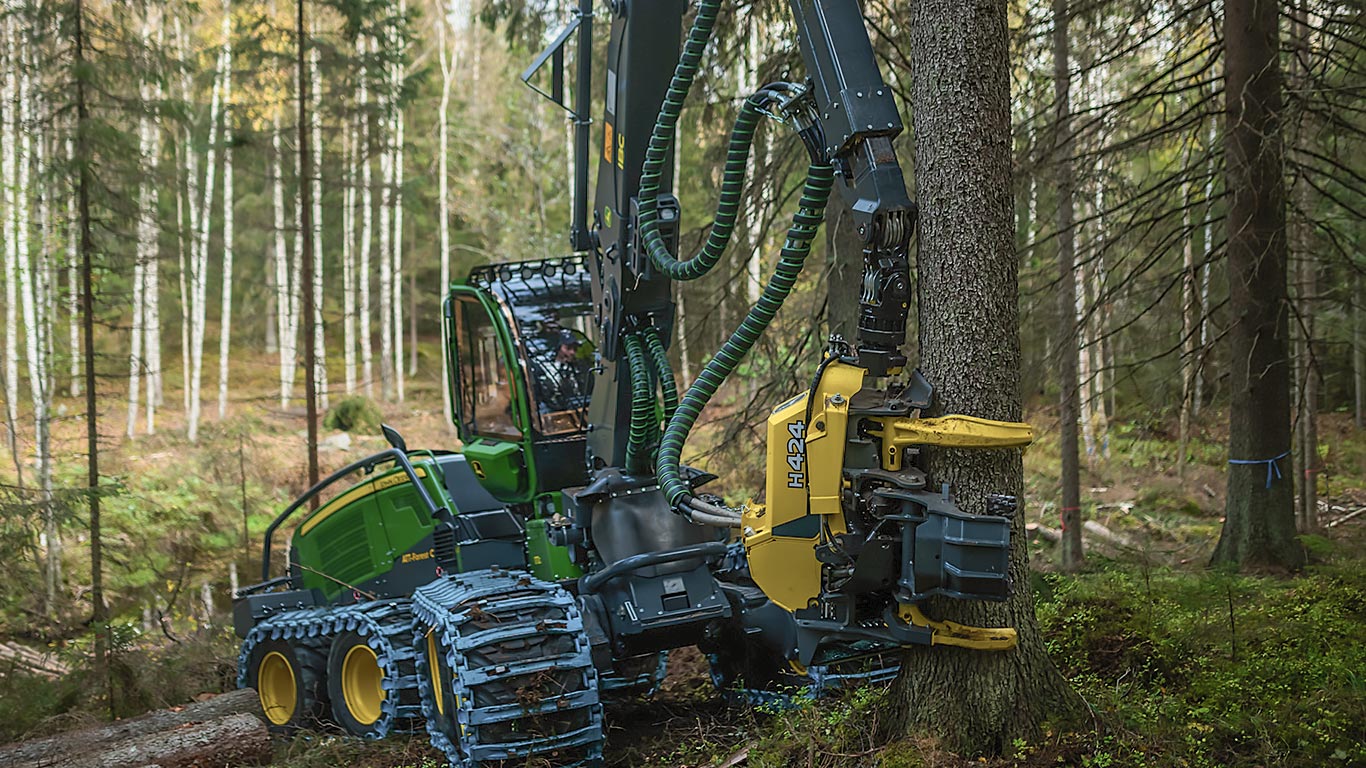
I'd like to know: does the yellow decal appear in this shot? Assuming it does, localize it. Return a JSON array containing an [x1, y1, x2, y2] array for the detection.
[[603, 207, 612, 228], [401, 549, 435, 564], [532, 555, 543, 565], [470, 460, 486, 479], [603, 122, 614, 164], [616, 132, 625, 169]]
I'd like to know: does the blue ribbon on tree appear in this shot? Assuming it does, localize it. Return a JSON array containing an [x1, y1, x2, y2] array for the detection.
[[1228, 449, 1290, 489]]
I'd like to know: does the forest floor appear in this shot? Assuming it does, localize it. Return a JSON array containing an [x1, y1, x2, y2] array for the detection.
[[0, 343, 1363, 767]]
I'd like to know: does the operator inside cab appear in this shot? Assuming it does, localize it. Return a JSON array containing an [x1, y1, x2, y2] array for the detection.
[[532, 327, 593, 417]]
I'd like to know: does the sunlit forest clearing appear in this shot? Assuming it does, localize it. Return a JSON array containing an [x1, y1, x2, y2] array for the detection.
[[0, 0, 1363, 766]]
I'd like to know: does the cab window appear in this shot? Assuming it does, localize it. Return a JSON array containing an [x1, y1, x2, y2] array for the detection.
[[456, 297, 522, 440]]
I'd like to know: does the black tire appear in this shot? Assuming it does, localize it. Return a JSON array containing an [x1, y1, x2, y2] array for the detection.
[[422, 627, 461, 746], [326, 631, 391, 737], [245, 638, 328, 735]]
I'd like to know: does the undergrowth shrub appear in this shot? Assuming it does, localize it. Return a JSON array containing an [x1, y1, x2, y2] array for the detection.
[[324, 396, 382, 434]]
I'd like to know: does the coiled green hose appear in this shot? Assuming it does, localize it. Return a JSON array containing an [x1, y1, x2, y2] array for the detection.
[[637, 0, 769, 282], [623, 333, 658, 475], [656, 163, 835, 510], [644, 327, 679, 424]]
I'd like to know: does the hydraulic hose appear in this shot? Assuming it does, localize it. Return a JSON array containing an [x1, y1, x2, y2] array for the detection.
[[637, 0, 771, 281], [623, 333, 658, 475], [656, 163, 836, 512], [644, 327, 679, 423]]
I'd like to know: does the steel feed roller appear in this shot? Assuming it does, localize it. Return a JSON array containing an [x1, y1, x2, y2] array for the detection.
[[231, 1, 1033, 765]]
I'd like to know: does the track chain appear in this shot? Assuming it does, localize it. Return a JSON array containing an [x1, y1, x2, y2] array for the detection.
[[411, 568, 604, 768], [237, 599, 423, 737]]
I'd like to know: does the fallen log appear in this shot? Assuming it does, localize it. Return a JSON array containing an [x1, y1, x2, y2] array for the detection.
[[0, 641, 70, 679], [0, 688, 264, 768], [1083, 520, 1136, 549], [1027, 522, 1061, 543], [61, 713, 271, 768]]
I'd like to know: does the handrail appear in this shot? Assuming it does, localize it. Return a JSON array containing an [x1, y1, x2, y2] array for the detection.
[[579, 541, 728, 595], [260, 448, 444, 582]]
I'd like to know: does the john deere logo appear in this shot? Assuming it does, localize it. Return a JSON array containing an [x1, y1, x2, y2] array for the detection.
[[470, 460, 486, 479]]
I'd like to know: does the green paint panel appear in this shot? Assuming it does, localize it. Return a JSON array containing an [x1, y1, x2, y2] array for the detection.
[[525, 518, 581, 580], [291, 461, 444, 600], [462, 438, 530, 503]]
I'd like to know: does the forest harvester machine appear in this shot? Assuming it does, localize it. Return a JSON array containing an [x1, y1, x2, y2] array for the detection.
[[232, 1, 1034, 765]]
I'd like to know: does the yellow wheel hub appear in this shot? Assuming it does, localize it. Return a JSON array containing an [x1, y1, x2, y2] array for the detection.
[[257, 651, 297, 726], [427, 630, 445, 715], [341, 643, 387, 726]]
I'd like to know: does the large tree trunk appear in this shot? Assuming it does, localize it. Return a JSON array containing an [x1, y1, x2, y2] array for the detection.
[[1211, 0, 1302, 570], [1052, 0, 1083, 571], [888, 0, 1081, 752]]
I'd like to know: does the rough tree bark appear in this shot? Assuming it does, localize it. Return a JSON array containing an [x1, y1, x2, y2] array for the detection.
[[1053, 0, 1083, 570], [298, 0, 319, 494], [888, 0, 1082, 753], [1211, 0, 1302, 570]]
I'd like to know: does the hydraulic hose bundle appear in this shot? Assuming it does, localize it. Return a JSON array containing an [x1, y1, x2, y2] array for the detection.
[[620, 0, 834, 526]]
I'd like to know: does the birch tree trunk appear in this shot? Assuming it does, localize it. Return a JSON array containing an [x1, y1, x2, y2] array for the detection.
[[390, 18, 406, 403], [342, 108, 357, 395], [187, 28, 228, 443], [3, 17, 20, 475], [437, 17, 452, 420], [377, 45, 394, 402], [177, 18, 195, 416], [358, 36, 374, 398], [145, 25, 164, 423], [309, 36, 327, 411], [16, 32, 59, 609], [66, 136, 79, 399], [1178, 149, 1197, 481], [272, 113, 297, 409], [891, 1, 1082, 750], [217, 0, 234, 420]]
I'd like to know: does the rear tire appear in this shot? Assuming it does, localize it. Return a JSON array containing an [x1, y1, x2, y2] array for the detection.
[[327, 631, 390, 737], [245, 638, 327, 734]]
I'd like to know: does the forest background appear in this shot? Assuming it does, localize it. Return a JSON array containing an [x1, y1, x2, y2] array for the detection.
[[0, 0, 1362, 766]]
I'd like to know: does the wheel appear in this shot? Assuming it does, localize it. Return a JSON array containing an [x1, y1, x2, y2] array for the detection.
[[326, 631, 391, 737], [422, 627, 461, 746], [245, 638, 327, 734]]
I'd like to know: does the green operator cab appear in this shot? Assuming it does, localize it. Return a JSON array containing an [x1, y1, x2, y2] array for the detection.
[[444, 255, 595, 512]]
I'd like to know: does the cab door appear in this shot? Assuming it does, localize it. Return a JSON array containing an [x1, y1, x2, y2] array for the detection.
[[445, 288, 535, 503]]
